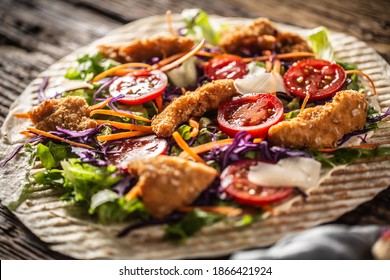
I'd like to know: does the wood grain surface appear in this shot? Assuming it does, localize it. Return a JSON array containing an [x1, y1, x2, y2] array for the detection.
[[0, 0, 389, 259]]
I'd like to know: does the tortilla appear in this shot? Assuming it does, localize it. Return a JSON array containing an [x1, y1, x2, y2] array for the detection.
[[1, 14, 390, 259]]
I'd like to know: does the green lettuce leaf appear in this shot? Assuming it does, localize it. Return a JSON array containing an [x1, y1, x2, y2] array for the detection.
[[165, 208, 224, 241], [181, 9, 220, 45], [36, 142, 70, 170], [308, 27, 334, 60]]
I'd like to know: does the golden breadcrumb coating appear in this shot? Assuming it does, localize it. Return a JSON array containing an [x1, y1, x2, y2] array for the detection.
[[151, 79, 238, 137], [127, 155, 218, 218], [98, 34, 195, 63], [268, 90, 368, 149], [28, 96, 97, 132]]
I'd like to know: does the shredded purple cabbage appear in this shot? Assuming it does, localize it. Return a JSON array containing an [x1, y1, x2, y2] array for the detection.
[[112, 174, 135, 197], [203, 131, 312, 169], [37, 77, 49, 103], [337, 128, 370, 146], [92, 77, 116, 104], [162, 86, 182, 103], [70, 146, 108, 166], [367, 105, 390, 122], [1, 135, 45, 167]]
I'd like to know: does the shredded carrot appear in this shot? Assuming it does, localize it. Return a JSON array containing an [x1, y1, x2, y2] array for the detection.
[[95, 120, 152, 132], [196, 50, 216, 57], [261, 204, 274, 214], [27, 127, 94, 149], [97, 131, 150, 142], [165, 10, 175, 35], [345, 69, 377, 96], [13, 113, 30, 119], [178, 138, 233, 158], [272, 59, 281, 74], [172, 131, 206, 164], [150, 52, 186, 70], [155, 95, 163, 113], [179, 206, 243, 217], [19, 131, 33, 137], [265, 60, 272, 72], [253, 138, 264, 144], [300, 93, 311, 114], [124, 182, 143, 202], [181, 87, 187, 94], [189, 118, 199, 138], [159, 39, 205, 72], [89, 97, 113, 111], [91, 62, 152, 83], [89, 109, 151, 123], [319, 143, 380, 153], [243, 52, 315, 63]]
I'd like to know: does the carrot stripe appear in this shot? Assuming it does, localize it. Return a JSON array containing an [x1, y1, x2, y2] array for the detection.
[[97, 131, 150, 142], [89, 109, 151, 123], [159, 39, 205, 72], [300, 93, 311, 113], [124, 183, 143, 202], [178, 138, 234, 158], [178, 206, 243, 217], [345, 69, 377, 95], [13, 113, 30, 119], [172, 131, 206, 164], [27, 127, 94, 149], [155, 95, 163, 113], [91, 62, 152, 83], [95, 120, 152, 132], [166, 10, 175, 35], [89, 97, 113, 111], [189, 118, 199, 138]]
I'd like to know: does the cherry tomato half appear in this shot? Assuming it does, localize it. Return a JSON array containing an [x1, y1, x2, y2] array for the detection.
[[217, 94, 284, 138], [204, 54, 248, 80], [107, 135, 167, 169], [220, 160, 294, 206], [109, 70, 168, 105], [283, 58, 346, 100]]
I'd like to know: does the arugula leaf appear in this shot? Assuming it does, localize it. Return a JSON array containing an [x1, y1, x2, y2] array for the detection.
[[181, 9, 220, 45], [165, 208, 224, 241], [308, 27, 333, 60], [65, 52, 118, 82]]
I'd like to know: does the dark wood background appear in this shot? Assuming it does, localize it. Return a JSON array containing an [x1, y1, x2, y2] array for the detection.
[[0, 0, 389, 259]]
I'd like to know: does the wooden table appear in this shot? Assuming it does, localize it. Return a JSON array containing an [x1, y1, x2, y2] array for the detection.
[[0, 0, 389, 259]]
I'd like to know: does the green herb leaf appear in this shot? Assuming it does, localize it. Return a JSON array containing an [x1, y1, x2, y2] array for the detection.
[[177, 124, 192, 140]]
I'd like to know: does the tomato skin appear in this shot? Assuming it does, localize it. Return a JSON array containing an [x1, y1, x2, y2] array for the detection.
[[220, 160, 294, 206], [217, 94, 284, 138], [109, 70, 168, 105], [283, 59, 346, 100], [107, 135, 167, 169], [204, 54, 248, 80]]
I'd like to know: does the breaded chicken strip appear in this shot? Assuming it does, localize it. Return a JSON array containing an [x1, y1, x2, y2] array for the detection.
[[152, 79, 238, 137], [98, 34, 195, 63], [28, 96, 97, 132], [268, 90, 368, 149], [127, 155, 218, 218], [218, 18, 312, 56]]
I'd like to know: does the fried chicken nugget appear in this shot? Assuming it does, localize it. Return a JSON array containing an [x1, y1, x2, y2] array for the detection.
[[268, 90, 368, 149], [28, 96, 97, 132], [218, 18, 312, 56], [98, 34, 195, 63], [151, 79, 238, 137], [127, 155, 218, 218]]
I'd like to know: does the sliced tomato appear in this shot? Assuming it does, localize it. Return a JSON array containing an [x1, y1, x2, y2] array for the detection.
[[217, 94, 284, 138], [107, 135, 167, 169], [283, 58, 346, 100], [220, 160, 294, 206], [109, 70, 168, 105], [204, 54, 248, 80]]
